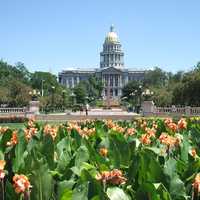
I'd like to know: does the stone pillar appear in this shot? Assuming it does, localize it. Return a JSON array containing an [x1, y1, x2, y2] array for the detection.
[[125, 75, 128, 85], [185, 106, 191, 116], [26, 101, 40, 118], [141, 101, 156, 116], [72, 77, 74, 88]]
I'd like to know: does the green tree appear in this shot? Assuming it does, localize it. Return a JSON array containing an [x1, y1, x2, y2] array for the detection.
[[8, 79, 32, 107], [144, 67, 167, 87], [30, 71, 59, 95], [122, 81, 143, 112], [73, 83, 87, 104]]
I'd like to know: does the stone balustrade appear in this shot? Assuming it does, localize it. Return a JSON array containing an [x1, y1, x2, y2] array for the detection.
[[0, 107, 27, 113], [142, 102, 200, 116]]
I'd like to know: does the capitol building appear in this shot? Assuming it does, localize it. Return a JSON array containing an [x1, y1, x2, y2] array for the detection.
[[59, 25, 145, 100]]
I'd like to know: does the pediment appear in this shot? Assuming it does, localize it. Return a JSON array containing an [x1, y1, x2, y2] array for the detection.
[[100, 67, 123, 74]]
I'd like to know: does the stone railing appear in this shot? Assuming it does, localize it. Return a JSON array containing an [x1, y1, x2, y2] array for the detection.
[[0, 107, 27, 113], [0, 101, 40, 118], [156, 107, 186, 115], [142, 101, 200, 116]]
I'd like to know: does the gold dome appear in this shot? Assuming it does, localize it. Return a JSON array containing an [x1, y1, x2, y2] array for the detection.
[[105, 25, 119, 43]]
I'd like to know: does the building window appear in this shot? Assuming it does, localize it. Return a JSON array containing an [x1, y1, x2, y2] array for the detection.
[[110, 89, 113, 97], [115, 89, 118, 96], [115, 75, 118, 86], [74, 77, 77, 85], [111, 54, 113, 61], [68, 77, 72, 88], [110, 75, 113, 86]]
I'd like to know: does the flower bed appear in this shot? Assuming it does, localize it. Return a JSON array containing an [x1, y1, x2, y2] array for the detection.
[[0, 117, 200, 199], [0, 115, 27, 123]]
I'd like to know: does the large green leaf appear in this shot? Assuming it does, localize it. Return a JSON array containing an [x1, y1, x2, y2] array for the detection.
[[107, 187, 130, 200], [164, 158, 187, 199], [108, 133, 131, 168], [30, 158, 53, 200], [58, 180, 75, 199], [41, 134, 55, 169], [72, 182, 88, 200], [136, 182, 172, 200], [12, 130, 27, 172], [0, 129, 12, 152], [56, 136, 71, 156], [180, 136, 190, 162], [75, 146, 89, 167], [61, 188, 73, 200], [138, 150, 165, 184]]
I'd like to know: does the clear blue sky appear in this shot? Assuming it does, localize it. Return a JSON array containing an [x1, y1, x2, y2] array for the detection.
[[0, 0, 200, 74]]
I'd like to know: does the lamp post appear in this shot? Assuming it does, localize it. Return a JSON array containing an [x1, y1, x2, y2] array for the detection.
[[62, 90, 66, 111], [85, 96, 89, 116], [142, 89, 154, 101], [141, 89, 154, 116], [41, 80, 45, 97], [28, 89, 40, 115], [70, 92, 76, 105], [29, 89, 40, 101], [51, 86, 55, 112]]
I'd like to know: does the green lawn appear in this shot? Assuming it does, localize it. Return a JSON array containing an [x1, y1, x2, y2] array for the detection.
[[0, 121, 65, 129], [0, 123, 25, 129]]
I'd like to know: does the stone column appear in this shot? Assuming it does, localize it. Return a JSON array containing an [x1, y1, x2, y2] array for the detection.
[[26, 100, 40, 118], [119, 75, 122, 87], [185, 106, 191, 116], [72, 77, 74, 88], [141, 101, 156, 116], [113, 74, 116, 88], [125, 75, 128, 85]]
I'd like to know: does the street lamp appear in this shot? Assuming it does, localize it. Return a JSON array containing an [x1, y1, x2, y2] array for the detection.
[[70, 92, 76, 105], [142, 89, 154, 101], [41, 80, 45, 97], [62, 90, 67, 110], [51, 86, 55, 112], [29, 89, 40, 101]]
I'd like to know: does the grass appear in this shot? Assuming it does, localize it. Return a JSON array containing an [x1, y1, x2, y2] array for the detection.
[[0, 121, 65, 129], [0, 123, 25, 129]]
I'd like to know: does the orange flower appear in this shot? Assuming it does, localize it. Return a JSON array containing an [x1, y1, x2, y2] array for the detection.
[[99, 147, 108, 157], [96, 169, 126, 185], [192, 174, 200, 194], [106, 120, 115, 129], [159, 133, 181, 148], [0, 126, 8, 134], [80, 127, 96, 138], [140, 134, 151, 145], [13, 174, 31, 194], [178, 118, 187, 130], [43, 124, 58, 140], [126, 128, 136, 136], [152, 121, 158, 129], [167, 122, 178, 132], [145, 127, 156, 138], [27, 116, 36, 128], [0, 160, 6, 179], [189, 148, 197, 158], [7, 131, 18, 146], [164, 118, 173, 125], [0, 160, 6, 170], [112, 125, 125, 133], [24, 127, 37, 141], [140, 120, 147, 130]]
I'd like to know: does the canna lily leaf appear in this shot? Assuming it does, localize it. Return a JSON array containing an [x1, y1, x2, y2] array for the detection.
[[107, 187, 131, 200]]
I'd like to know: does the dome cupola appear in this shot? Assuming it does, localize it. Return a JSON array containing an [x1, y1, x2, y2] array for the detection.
[[105, 25, 120, 43], [100, 25, 124, 68]]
